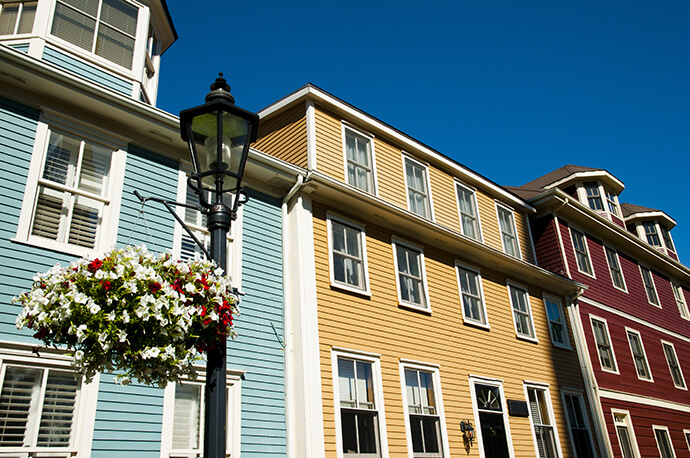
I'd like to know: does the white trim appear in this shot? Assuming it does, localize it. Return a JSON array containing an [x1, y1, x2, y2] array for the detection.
[[568, 226, 596, 279], [455, 261, 490, 329], [391, 237, 432, 313], [599, 388, 690, 413], [603, 245, 628, 293], [559, 389, 597, 458], [495, 201, 522, 260], [453, 180, 483, 242], [331, 349, 389, 458], [589, 314, 619, 375], [542, 294, 571, 349], [401, 153, 435, 222], [523, 382, 564, 458], [398, 361, 451, 458], [546, 170, 625, 193], [639, 265, 661, 308], [652, 425, 678, 458], [468, 375, 515, 458], [326, 212, 371, 296], [306, 100, 317, 170], [506, 281, 538, 343], [661, 340, 687, 390], [624, 327, 653, 382], [683, 429, 690, 452], [671, 281, 690, 321], [258, 85, 535, 213], [341, 123, 378, 196], [399, 358, 440, 369], [333, 346, 382, 358], [611, 408, 641, 458], [553, 215, 572, 279]]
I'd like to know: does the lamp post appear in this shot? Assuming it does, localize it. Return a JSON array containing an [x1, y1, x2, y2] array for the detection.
[[179, 74, 259, 458]]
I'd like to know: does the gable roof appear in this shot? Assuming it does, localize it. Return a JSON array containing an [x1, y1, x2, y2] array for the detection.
[[621, 202, 676, 228]]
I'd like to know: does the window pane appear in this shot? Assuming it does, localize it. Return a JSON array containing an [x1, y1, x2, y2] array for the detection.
[[16, 1, 35, 33], [51, 2, 96, 51], [172, 384, 201, 450], [0, 366, 41, 446], [616, 426, 635, 458], [43, 133, 79, 185], [78, 142, 111, 195], [68, 197, 100, 248], [338, 359, 356, 407], [0, 3, 19, 35], [100, 0, 137, 35], [37, 371, 78, 446], [655, 429, 675, 458], [96, 22, 135, 68], [32, 188, 65, 241]]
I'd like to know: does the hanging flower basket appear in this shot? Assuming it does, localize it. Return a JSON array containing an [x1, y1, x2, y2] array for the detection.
[[14, 245, 239, 387]]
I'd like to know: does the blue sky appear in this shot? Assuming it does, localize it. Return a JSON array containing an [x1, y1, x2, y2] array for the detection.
[[157, 0, 690, 263]]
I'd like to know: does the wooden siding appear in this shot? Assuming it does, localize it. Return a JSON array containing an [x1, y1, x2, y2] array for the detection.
[[427, 166, 460, 231], [254, 104, 308, 168], [531, 215, 567, 275], [313, 202, 591, 457], [476, 193, 502, 251], [314, 106, 345, 181], [42, 46, 132, 95], [373, 138, 406, 207]]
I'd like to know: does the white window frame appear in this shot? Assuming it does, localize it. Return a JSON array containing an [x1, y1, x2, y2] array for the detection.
[[392, 237, 431, 312], [402, 154, 434, 221], [612, 409, 640, 458], [507, 282, 537, 342], [14, 112, 127, 258], [582, 181, 604, 212], [653, 425, 677, 458], [639, 266, 660, 307], [660, 225, 676, 254], [543, 295, 570, 349], [399, 361, 450, 458], [603, 246, 627, 292], [331, 348, 389, 458], [577, 181, 620, 219], [683, 429, 690, 452], [342, 124, 378, 195], [0, 1, 37, 35], [625, 328, 653, 382], [0, 350, 99, 458], [589, 315, 619, 374], [455, 262, 489, 329], [46, 0, 149, 75], [495, 202, 521, 259], [159, 368, 243, 458], [569, 228, 595, 277], [326, 212, 371, 295], [671, 282, 690, 321], [560, 390, 596, 458], [469, 375, 515, 458], [661, 340, 687, 390], [454, 181, 482, 242], [523, 382, 563, 458], [172, 169, 243, 291], [605, 189, 620, 217]]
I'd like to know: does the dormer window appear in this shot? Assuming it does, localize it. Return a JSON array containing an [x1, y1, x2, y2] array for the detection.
[[584, 182, 603, 211], [638, 220, 676, 255], [605, 190, 619, 216], [643, 222, 661, 247], [51, 0, 139, 70], [0, 1, 36, 35], [660, 226, 675, 253], [578, 181, 621, 220]]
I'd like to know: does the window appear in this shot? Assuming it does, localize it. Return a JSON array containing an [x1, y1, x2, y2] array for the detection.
[[328, 214, 369, 294], [605, 190, 619, 216], [401, 364, 447, 457], [455, 182, 481, 241], [613, 410, 639, 458], [662, 341, 686, 389], [456, 263, 488, 327], [653, 426, 677, 458], [0, 365, 80, 451], [0, 1, 36, 35], [643, 222, 661, 247], [543, 296, 569, 348], [343, 126, 375, 194], [672, 283, 689, 320], [471, 378, 511, 458], [660, 226, 676, 253], [526, 385, 560, 458], [393, 239, 430, 311], [562, 393, 595, 458], [16, 119, 125, 257], [604, 247, 626, 291], [404, 156, 432, 219], [639, 266, 660, 306], [625, 329, 652, 381], [333, 351, 385, 457], [496, 203, 521, 258], [51, 0, 140, 69], [508, 283, 536, 341], [570, 229, 593, 276], [684, 429, 690, 452], [160, 371, 242, 458], [590, 317, 617, 373], [583, 182, 603, 211]]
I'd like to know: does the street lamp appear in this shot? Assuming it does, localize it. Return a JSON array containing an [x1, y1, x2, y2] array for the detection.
[[179, 74, 259, 458]]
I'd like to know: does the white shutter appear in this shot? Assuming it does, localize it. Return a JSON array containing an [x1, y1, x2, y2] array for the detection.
[[37, 371, 78, 446], [0, 367, 40, 446], [31, 190, 64, 241], [67, 200, 99, 248]]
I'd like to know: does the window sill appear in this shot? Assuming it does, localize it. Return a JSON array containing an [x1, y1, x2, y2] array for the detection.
[[330, 282, 372, 297], [551, 341, 572, 350], [463, 319, 490, 331], [399, 302, 432, 315], [515, 334, 539, 344], [12, 236, 99, 259]]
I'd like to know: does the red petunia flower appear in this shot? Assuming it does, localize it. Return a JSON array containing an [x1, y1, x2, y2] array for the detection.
[[101, 280, 111, 291]]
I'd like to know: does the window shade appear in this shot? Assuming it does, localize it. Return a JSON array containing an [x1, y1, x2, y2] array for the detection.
[[37, 371, 78, 446]]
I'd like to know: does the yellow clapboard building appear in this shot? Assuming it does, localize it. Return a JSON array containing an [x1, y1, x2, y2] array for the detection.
[[254, 85, 603, 458]]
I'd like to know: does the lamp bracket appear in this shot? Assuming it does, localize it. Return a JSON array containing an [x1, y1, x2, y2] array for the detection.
[[133, 190, 211, 259]]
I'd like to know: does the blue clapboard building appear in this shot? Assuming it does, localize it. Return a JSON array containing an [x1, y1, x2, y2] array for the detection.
[[0, 1, 302, 456]]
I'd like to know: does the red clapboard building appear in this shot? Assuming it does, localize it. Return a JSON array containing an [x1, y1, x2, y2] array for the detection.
[[510, 165, 690, 458]]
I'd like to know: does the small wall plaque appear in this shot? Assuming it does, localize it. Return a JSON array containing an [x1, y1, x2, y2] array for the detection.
[[507, 399, 530, 417]]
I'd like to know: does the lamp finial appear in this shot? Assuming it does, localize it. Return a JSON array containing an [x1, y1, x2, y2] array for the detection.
[[206, 73, 235, 104]]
